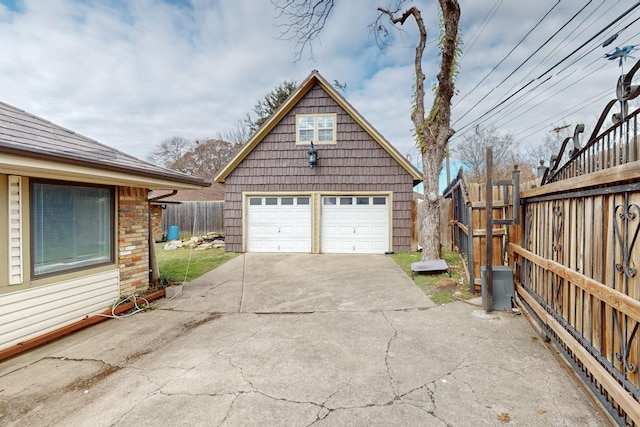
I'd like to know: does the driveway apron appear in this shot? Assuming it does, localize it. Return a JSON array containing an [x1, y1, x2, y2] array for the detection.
[[0, 254, 609, 426]]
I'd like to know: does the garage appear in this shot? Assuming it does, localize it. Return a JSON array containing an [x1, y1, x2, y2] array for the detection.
[[215, 71, 421, 254], [321, 196, 389, 254], [246, 196, 312, 252]]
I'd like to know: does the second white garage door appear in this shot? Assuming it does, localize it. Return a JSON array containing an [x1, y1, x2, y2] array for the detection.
[[321, 196, 389, 253], [246, 196, 312, 252]]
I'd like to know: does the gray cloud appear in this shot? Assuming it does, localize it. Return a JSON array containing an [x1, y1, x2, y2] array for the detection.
[[0, 0, 634, 168]]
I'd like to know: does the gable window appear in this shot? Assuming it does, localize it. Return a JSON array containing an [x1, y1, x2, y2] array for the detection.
[[296, 114, 336, 144], [31, 180, 114, 277]]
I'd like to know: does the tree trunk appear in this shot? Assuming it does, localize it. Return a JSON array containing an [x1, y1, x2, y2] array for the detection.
[[421, 146, 445, 260]]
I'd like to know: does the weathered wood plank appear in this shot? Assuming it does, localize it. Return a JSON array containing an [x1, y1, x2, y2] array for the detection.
[[511, 244, 640, 324], [522, 160, 640, 199], [517, 282, 640, 423], [472, 228, 506, 237]]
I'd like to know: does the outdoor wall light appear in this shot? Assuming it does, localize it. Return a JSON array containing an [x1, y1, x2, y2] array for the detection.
[[307, 140, 318, 168]]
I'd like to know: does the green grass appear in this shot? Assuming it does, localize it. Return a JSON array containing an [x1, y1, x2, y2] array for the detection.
[[391, 248, 475, 304], [155, 243, 238, 283]]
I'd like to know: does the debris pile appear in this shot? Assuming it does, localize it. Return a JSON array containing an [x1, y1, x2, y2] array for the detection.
[[162, 232, 225, 251]]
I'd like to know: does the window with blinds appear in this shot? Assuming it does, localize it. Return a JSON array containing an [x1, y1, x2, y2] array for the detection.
[[31, 180, 114, 277]]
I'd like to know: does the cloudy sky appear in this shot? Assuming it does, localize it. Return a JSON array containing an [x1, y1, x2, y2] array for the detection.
[[0, 0, 637, 175]]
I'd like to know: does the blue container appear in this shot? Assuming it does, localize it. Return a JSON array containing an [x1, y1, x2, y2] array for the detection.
[[167, 225, 179, 241]]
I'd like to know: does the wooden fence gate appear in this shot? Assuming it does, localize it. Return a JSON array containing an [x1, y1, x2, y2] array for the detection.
[[446, 61, 640, 424], [443, 169, 522, 293]]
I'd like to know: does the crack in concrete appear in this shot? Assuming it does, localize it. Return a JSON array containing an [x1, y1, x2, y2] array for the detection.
[[221, 353, 257, 393], [381, 311, 400, 398], [306, 372, 359, 426], [216, 392, 242, 427]]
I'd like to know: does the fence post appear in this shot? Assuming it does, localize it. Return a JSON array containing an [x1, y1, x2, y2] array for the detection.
[[467, 204, 474, 293], [484, 147, 493, 312]]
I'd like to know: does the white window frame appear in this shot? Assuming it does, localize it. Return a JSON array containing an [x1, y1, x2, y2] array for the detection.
[[31, 180, 115, 278], [295, 113, 337, 145]]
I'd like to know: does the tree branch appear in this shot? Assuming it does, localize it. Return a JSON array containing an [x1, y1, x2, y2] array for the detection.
[[378, 7, 427, 149], [272, 0, 335, 61]]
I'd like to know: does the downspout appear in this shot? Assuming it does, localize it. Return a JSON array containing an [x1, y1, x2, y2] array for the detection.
[[148, 190, 178, 284]]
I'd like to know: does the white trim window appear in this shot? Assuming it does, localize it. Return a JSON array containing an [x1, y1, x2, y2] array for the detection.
[[31, 180, 114, 277], [296, 114, 336, 144]]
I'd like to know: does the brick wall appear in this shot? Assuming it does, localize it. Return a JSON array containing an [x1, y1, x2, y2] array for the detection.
[[118, 187, 150, 294], [150, 204, 164, 242]]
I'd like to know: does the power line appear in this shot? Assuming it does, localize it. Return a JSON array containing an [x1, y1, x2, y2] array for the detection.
[[479, 59, 609, 133], [557, 10, 640, 75], [455, 0, 593, 119], [460, 0, 502, 58], [467, 17, 640, 135], [513, 88, 611, 142], [491, 1, 593, 96], [481, 0, 609, 117], [479, 24, 640, 135], [453, 0, 560, 112], [453, 1, 640, 135]]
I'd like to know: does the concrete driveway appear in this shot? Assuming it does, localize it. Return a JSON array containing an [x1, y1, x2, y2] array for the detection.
[[0, 254, 608, 426]]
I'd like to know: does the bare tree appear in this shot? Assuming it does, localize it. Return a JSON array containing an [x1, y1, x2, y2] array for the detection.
[[181, 139, 242, 180], [147, 136, 194, 171], [273, 0, 461, 260], [216, 119, 252, 145], [147, 136, 240, 180], [524, 124, 571, 170], [452, 127, 517, 183]]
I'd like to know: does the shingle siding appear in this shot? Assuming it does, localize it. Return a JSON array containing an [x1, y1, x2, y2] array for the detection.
[[224, 84, 416, 253]]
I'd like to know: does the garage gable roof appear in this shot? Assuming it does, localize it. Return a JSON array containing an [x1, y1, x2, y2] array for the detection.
[[0, 100, 208, 189], [214, 70, 422, 184]]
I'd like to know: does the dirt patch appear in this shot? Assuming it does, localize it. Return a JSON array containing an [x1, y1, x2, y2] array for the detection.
[[125, 348, 154, 363], [434, 278, 459, 292], [180, 312, 222, 331], [64, 364, 122, 393]]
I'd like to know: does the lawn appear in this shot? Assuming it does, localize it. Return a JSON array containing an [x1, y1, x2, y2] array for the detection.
[[391, 249, 474, 304], [155, 243, 238, 283]]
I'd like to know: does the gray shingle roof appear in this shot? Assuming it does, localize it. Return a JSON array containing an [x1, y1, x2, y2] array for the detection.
[[0, 100, 207, 187]]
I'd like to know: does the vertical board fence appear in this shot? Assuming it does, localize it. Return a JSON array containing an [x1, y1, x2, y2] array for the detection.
[[443, 106, 640, 422], [509, 106, 640, 424], [162, 201, 224, 237], [443, 170, 518, 293]]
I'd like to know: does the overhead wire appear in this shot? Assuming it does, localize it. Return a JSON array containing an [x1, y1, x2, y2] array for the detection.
[[459, 0, 502, 58], [474, 21, 640, 139], [452, 1, 640, 137], [513, 88, 612, 142], [456, 0, 591, 117], [485, 25, 640, 134], [461, 0, 609, 129], [557, 10, 640, 75], [524, 0, 608, 75], [453, 0, 561, 112]]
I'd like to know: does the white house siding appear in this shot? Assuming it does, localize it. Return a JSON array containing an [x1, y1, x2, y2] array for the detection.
[[0, 269, 119, 351]]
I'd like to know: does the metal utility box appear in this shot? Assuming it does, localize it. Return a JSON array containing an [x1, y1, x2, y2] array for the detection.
[[481, 266, 515, 311]]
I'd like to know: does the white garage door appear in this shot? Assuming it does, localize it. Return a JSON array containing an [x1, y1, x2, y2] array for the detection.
[[321, 196, 389, 254], [246, 196, 311, 252]]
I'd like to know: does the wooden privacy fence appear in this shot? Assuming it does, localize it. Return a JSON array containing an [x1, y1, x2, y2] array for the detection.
[[508, 61, 640, 423], [443, 169, 523, 293], [444, 59, 640, 423], [162, 201, 224, 237], [511, 118, 640, 424]]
